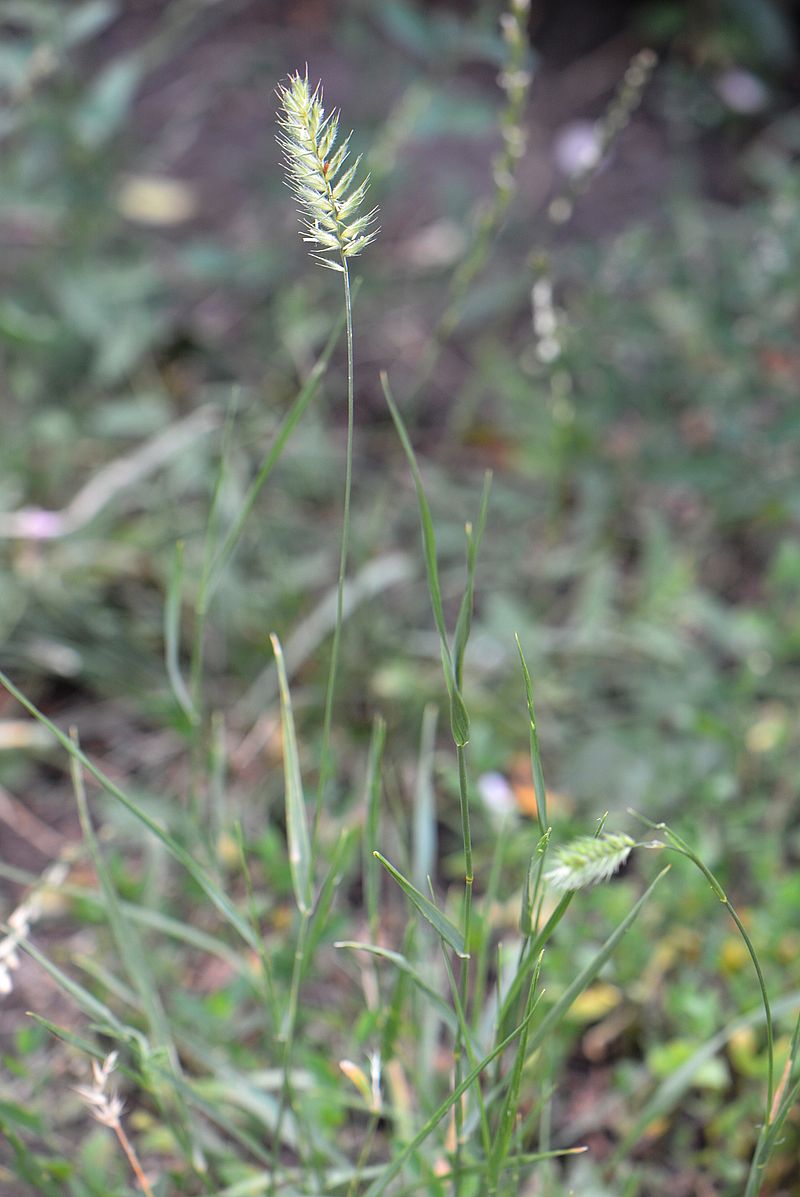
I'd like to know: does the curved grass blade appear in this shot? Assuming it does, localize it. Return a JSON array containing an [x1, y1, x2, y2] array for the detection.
[[10, 932, 144, 1047], [635, 812, 775, 1121], [374, 851, 466, 958]]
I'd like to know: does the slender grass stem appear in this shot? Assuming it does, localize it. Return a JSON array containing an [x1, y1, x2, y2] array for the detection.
[[457, 746, 474, 940], [452, 742, 473, 1195], [640, 819, 775, 1122], [315, 261, 355, 839], [114, 1120, 156, 1197]]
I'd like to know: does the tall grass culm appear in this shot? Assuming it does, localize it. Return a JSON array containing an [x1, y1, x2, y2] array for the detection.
[[0, 41, 798, 1197], [276, 68, 378, 831]]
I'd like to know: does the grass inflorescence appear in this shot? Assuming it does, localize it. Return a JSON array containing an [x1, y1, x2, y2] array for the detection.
[[276, 69, 378, 271]]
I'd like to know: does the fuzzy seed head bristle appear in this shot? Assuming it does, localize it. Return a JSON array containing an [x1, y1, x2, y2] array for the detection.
[[276, 70, 378, 269], [545, 832, 636, 892]]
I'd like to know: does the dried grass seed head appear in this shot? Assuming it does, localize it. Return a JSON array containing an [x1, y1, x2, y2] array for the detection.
[[75, 1051, 125, 1128], [276, 69, 378, 270]]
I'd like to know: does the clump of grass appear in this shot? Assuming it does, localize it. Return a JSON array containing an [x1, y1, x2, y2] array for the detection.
[[1, 40, 798, 1197]]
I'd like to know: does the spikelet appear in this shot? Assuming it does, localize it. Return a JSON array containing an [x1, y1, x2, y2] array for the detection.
[[545, 832, 635, 892], [276, 69, 378, 271]]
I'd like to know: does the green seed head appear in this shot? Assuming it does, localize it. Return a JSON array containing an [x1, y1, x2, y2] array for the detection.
[[545, 833, 636, 892]]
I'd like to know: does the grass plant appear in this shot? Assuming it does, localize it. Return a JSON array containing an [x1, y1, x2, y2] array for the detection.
[[0, 13, 799, 1197]]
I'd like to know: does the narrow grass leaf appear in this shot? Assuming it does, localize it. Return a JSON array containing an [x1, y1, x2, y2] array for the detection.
[[182, 1084, 276, 1169], [374, 851, 467, 957], [70, 738, 180, 1070], [0, 668, 259, 951], [271, 634, 313, 915], [11, 933, 142, 1045], [28, 1015, 110, 1062], [0, 863, 250, 977]]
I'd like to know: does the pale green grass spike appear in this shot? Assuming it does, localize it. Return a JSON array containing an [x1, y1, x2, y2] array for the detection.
[[276, 69, 378, 267]]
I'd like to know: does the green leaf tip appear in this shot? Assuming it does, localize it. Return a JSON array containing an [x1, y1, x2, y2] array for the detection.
[[373, 851, 468, 957], [276, 69, 379, 267]]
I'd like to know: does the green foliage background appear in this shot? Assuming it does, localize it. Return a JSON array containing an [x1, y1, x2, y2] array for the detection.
[[1, 1, 799, 1194]]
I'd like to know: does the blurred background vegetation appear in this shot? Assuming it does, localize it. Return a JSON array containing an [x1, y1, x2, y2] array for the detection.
[[1, 0, 800, 1192]]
